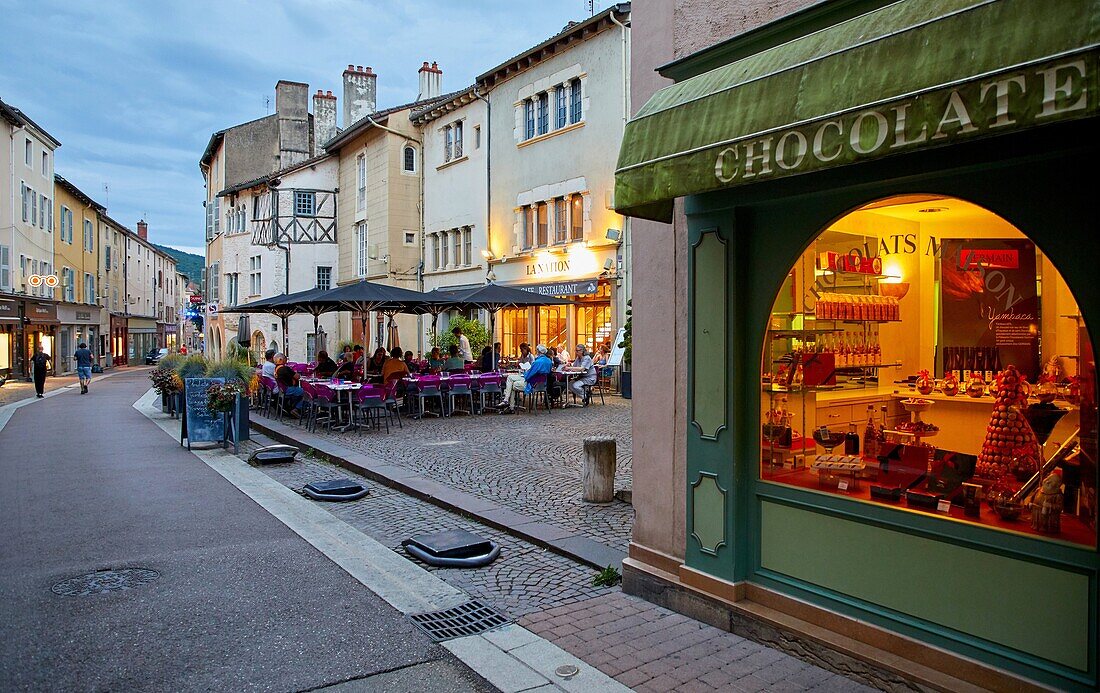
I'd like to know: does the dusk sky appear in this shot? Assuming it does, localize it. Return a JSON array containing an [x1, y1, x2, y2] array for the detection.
[[0, 0, 597, 256]]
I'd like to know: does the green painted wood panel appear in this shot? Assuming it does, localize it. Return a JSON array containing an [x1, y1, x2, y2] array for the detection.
[[760, 501, 1090, 670], [692, 231, 727, 439]]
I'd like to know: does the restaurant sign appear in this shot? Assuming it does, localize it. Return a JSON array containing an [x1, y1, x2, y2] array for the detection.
[[0, 298, 17, 321], [713, 56, 1094, 187], [521, 278, 600, 297]]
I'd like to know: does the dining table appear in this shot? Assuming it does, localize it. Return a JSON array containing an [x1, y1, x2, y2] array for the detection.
[[303, 378, 363, 431]]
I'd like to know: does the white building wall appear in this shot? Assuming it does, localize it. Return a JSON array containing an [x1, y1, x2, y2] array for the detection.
[[420, 94, 488, 347]]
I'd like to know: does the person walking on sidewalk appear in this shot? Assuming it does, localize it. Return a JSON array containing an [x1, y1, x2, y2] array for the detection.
[[30, 345, 51, 398], [74, 342, 94, 394]]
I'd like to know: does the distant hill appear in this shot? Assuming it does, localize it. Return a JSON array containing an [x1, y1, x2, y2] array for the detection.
[[154, 244, 204, 282]]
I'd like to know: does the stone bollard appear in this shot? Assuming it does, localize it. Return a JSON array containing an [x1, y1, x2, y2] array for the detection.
[[583, 436, 617, 503]]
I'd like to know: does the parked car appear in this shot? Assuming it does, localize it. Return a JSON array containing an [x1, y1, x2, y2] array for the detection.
[[145, 348, 170, 365]]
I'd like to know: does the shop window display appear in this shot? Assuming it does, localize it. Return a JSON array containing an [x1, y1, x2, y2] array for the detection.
[[761, 196, 1096, 547]]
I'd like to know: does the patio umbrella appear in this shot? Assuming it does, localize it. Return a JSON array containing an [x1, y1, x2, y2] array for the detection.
[[221, 287, 342, 358], [442, 283, 572, 370], [317, 280, 432, 351]]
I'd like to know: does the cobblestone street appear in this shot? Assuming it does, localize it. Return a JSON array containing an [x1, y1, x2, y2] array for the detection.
[[250, 449, 610, 619], [262, 396, 635, 553]]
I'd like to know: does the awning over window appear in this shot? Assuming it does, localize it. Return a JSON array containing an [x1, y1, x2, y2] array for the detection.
[[614, 0, 1100, 222]]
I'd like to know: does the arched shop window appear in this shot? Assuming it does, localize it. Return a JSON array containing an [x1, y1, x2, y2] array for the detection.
[[761, 195, 1095, 548]]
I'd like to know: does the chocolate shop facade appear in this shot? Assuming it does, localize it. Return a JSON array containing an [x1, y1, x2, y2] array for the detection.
[[617, 1, 1098, 690]]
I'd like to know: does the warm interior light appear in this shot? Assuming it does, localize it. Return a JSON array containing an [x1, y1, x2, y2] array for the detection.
[[879, 281, 910, 300], [879, 257, 904, 282]]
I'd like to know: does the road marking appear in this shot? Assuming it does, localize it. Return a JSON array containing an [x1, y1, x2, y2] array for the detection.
[[133, 388, 628, 693]]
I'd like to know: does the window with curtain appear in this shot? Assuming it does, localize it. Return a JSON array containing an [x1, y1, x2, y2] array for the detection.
[[452, 230, 461, 266], [444, 126, 453, 161], [454, 121, 463, 158], [556, 86, 567, 128], [463, 227, 471, 266], [63, 268, 74, 302], [570, 79, 582, 124], [524, 100, 535, 140], [84, 273, 95, 304], [523, 206, 534, 249], [536, 202, 548, 247], [570, 194, 584, 241], [537, 93, 549, 135], [441, 231, 449, 267], [554, 199, 567, 243], [356, 155, 366, 211], [84, 219, 93, 250], [430, 233, 439, 271], [356, 222, 368, 277]]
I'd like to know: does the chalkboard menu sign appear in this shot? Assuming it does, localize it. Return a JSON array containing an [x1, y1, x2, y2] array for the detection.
[[181, 377, 225, 449]]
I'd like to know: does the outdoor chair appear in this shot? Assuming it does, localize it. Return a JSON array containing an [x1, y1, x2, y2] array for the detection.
[[354, 385, 390, 433], [446, 374, 474, 416], [521, 373, 552, 414], [475, 373, 503, 415], [382, 378, 404, 428], [414, 374, 445, 418], [304, 381, 341, 432]]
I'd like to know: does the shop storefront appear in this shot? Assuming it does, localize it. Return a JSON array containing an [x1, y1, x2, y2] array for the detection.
[[22, 300, 58, 378], [616, 1, 1098, 690], [56, 305, 101, 374], [0, 297, 18, 377], [491, 244, 619, 357], [110, 314, 128, 366], [127, 317, 158, 362]]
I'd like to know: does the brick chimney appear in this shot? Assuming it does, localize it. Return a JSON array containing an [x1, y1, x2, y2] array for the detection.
[[418, 61, 443, 100], [313, 89, 338, 149], [136, 219, 148, 240], [342, 65, 377, 128]]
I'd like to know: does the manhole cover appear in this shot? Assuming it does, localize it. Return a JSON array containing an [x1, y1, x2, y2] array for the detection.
[[51, 568, 160, 597], [409, 600, 510, 641]]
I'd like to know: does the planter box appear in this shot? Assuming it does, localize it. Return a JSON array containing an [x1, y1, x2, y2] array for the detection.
[[621, 371, 632, 399], [235, 393, 250, 442]]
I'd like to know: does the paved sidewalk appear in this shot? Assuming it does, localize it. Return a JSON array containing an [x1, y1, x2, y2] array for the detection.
[[251, 397, 632, 570], [520, 593, 875, 693]]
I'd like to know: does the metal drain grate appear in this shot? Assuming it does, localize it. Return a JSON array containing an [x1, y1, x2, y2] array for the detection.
[[51, 568, 160, 597], [408, 600, 510, 641]]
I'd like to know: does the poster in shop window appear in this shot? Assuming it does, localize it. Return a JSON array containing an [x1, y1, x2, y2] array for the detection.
[[939, 239, 1040, 382]]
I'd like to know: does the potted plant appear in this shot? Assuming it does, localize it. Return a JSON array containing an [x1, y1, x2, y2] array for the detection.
[[430, 315, 490, 355], [205, 355, 255, 442], [149, 364, 183, 413], [619, 300, 632, 399], [206, 381, 245, 451]]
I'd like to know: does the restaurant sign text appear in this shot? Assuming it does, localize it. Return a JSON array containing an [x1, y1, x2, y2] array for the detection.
[[714, 56, 1094, 186]]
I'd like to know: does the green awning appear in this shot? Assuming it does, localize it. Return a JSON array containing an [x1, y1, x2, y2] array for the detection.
[[615, 0, 1100, 222]]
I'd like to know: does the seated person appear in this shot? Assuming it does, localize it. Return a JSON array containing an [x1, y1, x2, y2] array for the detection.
[[570, 344, 598, 405], [382, 346, 410, 386], [427, 347, 446, 371], [496, 345, 552, 413], [313, 350, 338, 378], [517, 342, 534, 366], [261, 349, 277, 379], [337, 345, 354, 364], [364, 347, 387, 375], [443, 344, 465, 372], [478, 345, 495, 373], [273, 353, 304, 416], [404, 350, 417, 370]]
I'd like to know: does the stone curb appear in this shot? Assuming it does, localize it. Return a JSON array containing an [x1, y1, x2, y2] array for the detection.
[[250, 416, 628, 572]]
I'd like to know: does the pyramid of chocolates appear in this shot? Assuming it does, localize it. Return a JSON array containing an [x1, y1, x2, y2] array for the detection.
[[974, 365, 1040, 481]]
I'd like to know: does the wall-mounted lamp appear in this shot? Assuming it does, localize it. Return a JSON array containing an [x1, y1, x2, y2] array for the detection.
[[605, 228, 621, 241], [481, 249, 495, 260], [603, 258, 615, 271], [878, 280, 910, 300]]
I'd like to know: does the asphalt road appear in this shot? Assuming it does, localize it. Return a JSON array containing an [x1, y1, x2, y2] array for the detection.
[[0, 369, 494, 692]]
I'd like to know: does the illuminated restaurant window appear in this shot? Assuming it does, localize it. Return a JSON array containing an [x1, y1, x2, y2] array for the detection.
[[501, 307, 528, 357], [760, 195, 1095, 548], [578, 301, 612, 352], [538, 305, 568, 351]]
